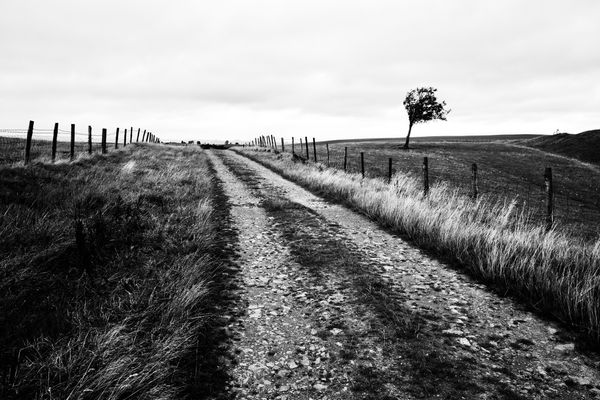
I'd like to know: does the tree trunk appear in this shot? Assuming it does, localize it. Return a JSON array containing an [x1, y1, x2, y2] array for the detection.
[[403, 123, 413, 149]]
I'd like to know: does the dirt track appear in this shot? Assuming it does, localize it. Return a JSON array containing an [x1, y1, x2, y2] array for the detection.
[[208, 149, 600, 399]]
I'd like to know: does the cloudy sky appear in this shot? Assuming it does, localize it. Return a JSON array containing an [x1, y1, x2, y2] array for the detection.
[[1, 1, 598, 143]]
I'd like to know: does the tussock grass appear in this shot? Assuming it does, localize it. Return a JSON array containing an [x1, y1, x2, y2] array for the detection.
[[1, 145, 222, 399], [238, 148, 600, 342]]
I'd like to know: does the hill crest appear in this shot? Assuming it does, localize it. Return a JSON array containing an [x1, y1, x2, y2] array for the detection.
[[523, 129, 600, 164]]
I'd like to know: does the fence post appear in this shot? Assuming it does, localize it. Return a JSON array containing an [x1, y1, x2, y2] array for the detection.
[[70, 124, 75, 161], [130, 127, 133, 144], [361, 152, 365, 178], [388, 158, 392, 184], [343, 146, 348, 172], [24, 120, 34, 164], [124, 129, 127, 147], [102, 128, 107, 154], [88, 126, 92, 154], [471, 163, 478, 199], [305, 136, 309, 160], [273, 135, 278, 152], [51, 123, 58, 161], [326, 143, 330, 166], [545, 167, 554, 231], [281, 138, 285, 152], [292, 137, 295, 154], [313, 138, 317, 162], [423, 157, 429, 196], [137, 128, 140, 142], [115, 128, 120, 149]]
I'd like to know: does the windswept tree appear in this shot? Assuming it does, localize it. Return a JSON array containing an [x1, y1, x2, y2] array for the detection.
[[403, 87, 450, 149]]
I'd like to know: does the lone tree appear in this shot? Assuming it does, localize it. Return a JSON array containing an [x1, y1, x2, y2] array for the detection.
[[403, 87, 450, 149]]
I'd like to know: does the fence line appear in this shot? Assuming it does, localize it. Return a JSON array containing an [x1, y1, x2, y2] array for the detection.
[[0, 121, 162, 165], [245, 136, 600, 239]]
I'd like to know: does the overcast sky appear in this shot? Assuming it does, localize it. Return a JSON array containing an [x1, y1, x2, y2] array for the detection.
[[1, 0, 598, 143]]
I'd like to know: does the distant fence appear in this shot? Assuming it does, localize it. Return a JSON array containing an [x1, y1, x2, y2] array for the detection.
[[0, 121, 161, 165], [244, 135, 600, 240]]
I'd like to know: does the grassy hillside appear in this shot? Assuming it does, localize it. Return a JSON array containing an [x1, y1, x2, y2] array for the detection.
[[237, 147, 600, 346], [522, 129, 600, 165], [0, 145, 229, 399], [293, 138, 600, 240]]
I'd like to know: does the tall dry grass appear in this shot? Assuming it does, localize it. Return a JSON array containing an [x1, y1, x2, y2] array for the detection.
[[1, 145, 222, 399], [237, 148, 600, 342]]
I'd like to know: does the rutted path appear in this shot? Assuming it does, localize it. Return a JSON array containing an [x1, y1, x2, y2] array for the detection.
[[208, 149, 600, 399]]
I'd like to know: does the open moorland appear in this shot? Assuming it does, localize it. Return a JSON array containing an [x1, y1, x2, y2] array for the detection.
[[2, 138, 600, 399]]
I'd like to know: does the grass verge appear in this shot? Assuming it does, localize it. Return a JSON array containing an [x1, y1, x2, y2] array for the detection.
[[1, 144, 229, 399], [235, 147, 600, 345]]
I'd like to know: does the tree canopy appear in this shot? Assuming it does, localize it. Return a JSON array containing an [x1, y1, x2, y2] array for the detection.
[[403, 87, 449, 149]]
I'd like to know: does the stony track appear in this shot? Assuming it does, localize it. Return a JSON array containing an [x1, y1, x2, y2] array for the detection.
[[208, 149, 600, 399]]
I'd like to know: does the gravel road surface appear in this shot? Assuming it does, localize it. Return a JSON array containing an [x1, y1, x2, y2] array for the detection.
[[207, 149, 600, 399]]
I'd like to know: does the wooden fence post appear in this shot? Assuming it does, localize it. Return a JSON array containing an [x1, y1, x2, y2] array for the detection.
[[137, 128, 140, 142], [312, 138, 317, 162], [24, 120, 34, 164], [305, 136, 309, 160], [299, 137, 302, 154], [292, 137, 295, 154], [361, 152, 365, 178], [343, 146, 348, 172], [102, 128, 107, 154], [423, 157, 429, 196], [326, 143, 330, 166], [273, 135, 278, 152], [51, 123, 58, 161], [281, 138, 285, 152], [388, 158, 392, 184], [88, 126, 92, 154], [545, 167, 554, 231], [115, 128, 120, 149], [471, 163, 478, 199], [70, 124, 75, 161], [124, 129, 127, 147], [130, 127, 133, 144]]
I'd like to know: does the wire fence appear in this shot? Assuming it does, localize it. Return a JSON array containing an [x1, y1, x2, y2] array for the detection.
[[0, 122, 160, 165], [245, 136, 600, 241]]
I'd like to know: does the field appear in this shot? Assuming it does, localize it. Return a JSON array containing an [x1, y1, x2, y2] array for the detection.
[[2, 137, 600, 398], [291, 137, 600, 241], [0, 144, 231, 399]]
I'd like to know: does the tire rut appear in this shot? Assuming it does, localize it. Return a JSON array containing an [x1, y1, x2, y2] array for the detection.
[[208, 149, 600, 399]]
